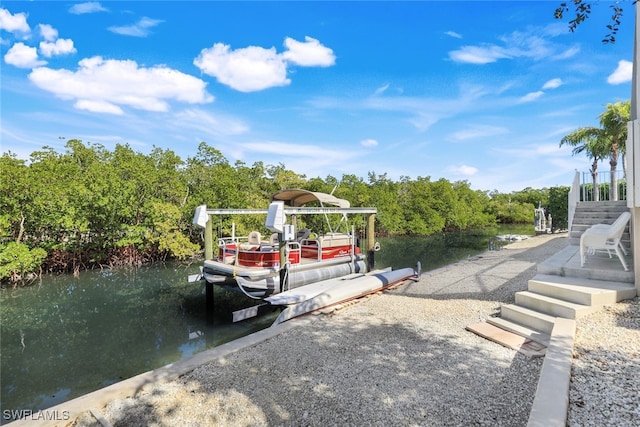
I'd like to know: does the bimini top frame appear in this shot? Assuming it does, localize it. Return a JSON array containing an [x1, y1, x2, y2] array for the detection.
[[193, 189, 376, 229], [192, 189, 378, 268]]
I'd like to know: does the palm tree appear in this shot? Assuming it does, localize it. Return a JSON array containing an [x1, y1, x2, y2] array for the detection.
[[560, 101, 631, 201], [599, 101, 630, 200], [560, 128, 609, 201]]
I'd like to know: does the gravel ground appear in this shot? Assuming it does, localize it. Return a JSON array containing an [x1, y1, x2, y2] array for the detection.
[[72, 234, 639, 427], [567, 297, 640, 427]]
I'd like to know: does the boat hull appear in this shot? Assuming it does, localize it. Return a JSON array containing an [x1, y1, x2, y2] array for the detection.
[[203, 256, 367, 298], [235, 259, 367, 297]]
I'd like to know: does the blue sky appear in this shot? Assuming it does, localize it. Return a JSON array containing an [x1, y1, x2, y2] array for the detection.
[[0, 1, 635, 192]]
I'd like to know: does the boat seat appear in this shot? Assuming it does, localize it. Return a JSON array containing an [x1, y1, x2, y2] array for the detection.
[[269, 233, 279, 245], [318, 233, 352, 246], [296, 228, 311, 242], [248, 231, 262, 245]]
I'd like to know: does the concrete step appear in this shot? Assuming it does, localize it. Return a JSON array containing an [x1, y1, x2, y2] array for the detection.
[[569, 229, 630, 239], [574, 206, 629, 214], [572, 215, 630, 224], [486, 317, 551, 347], [575, 201, 628, 210], [515, 291, 597, 319], [563, 257, 634, 283], [537, 245, 635, 284], [500, 304, 557, 334], [528, 274, 637, 306], [537, 245, 577, 276], [570, 224, 629, 233]]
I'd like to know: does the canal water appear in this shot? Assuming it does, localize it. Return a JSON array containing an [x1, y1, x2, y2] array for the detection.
[[0, 225, 532, 423]]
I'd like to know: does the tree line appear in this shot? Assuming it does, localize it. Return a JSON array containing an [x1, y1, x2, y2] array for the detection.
[[0, 140, 566, 284]]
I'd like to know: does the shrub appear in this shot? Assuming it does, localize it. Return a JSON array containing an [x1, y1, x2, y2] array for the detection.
[[0, 242, 47, 282]]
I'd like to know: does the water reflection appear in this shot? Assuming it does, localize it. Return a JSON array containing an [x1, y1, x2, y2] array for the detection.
[[0, 263, 274, 424]]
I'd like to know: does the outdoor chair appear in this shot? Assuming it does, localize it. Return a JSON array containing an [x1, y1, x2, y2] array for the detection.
[[579, 211, 631, 271]]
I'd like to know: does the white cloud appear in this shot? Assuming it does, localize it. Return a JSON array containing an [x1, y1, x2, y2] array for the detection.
[[498, 31, 555, 60], [194, 37, 335, 92], [40, 38, 76, 57], [28, 56, 213, 114], [108, 17, 163, 37], [360, 138, 378, 147], [449, 165, 478, 176], [445, 31, 462, 39], [282, 36, 335, 67], [449, 27, 578, 65], [552, 45, 580, 60], [69, 2, 108, 15], [449, 45, 511, 64], [496, 142, 571, 158], [173, 109, 249, 136], [75, 99, 124, 115], [195, 43, 289, 92], [448, 124, 509, 142], [230, 139, 361, 178], [518, 90, 544, 103], [4, 42, 46, 68], [0, 8, 30, 34], [38, 24, 57, 42], [542, 78, 562, 90], [237, 140, 356, 173], [608, 60, 632, 85], [373, 83, 390, 95]]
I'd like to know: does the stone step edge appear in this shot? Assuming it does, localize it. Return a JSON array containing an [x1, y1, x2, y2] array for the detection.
[[515, 291, 596, 319], [530, 273, 635, 292], [527, 318, 576, 427], [500, 304, 557, 333], [486, 317, 551, 347]]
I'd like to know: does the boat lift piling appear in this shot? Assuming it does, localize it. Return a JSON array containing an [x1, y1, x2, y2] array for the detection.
[[204, 217, 215, 314], [366, 212, 376, 270]]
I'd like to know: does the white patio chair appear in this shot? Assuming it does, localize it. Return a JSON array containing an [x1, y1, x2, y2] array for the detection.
[[579, 211, 631, 271]]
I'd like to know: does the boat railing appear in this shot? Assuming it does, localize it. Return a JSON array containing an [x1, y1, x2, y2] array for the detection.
[[285, 241, 301, 261], [300, 232, 357, 262], [217, 237, 238, 263]]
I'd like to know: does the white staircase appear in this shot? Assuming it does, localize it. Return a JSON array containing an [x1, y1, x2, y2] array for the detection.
[[568, 201, 630, 246], [488, 201, 636, 348]]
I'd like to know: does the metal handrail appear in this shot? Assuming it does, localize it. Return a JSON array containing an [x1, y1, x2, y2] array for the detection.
[[577, 170, 627, 202]]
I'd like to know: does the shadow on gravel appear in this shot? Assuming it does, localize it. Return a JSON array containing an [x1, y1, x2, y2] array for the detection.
[[612, 297, 640, 332], [100, 315, 543, 427], [389, 236, 569, 303]]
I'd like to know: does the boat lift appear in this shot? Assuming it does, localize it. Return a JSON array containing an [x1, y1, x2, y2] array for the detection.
[[191, 196, 379, 313]]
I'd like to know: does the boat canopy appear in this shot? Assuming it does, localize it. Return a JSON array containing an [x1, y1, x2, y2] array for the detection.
[[271, 189, 351, 208]]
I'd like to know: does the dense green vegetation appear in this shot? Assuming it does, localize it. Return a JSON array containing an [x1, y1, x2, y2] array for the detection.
[[0, 140, 562, 284]]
